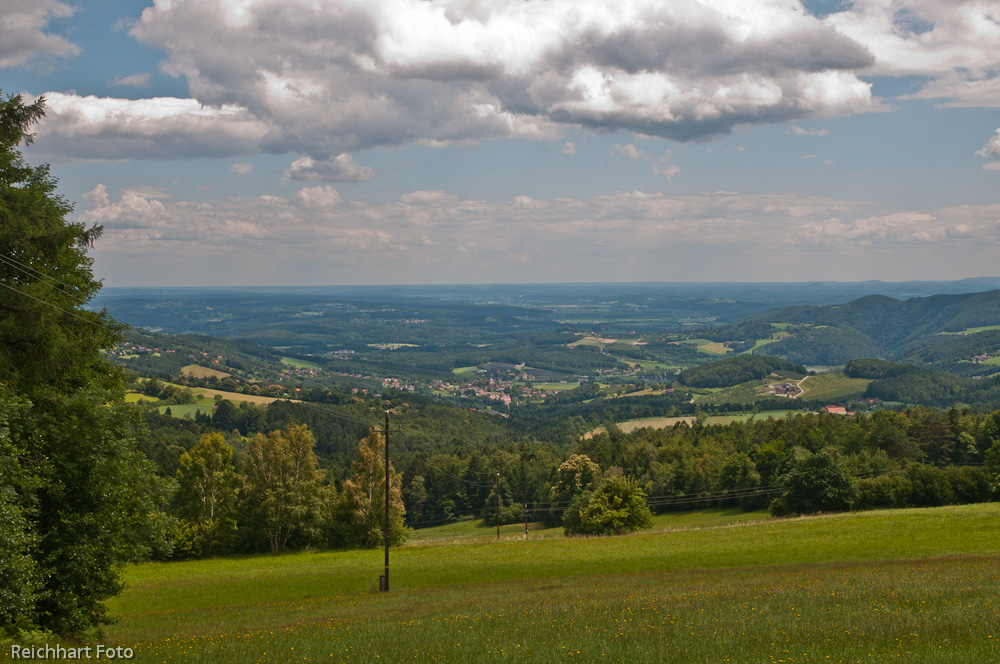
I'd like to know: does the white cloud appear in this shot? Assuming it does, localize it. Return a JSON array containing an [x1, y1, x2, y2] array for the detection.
[[653, 163, 681, 180], [230, 162, 253, 175], [612, 144, 649, 160], [561, 142, 576, 155], [81, 184, 1000, 285], [976, 129, 1000, 159], [110, 73, 151, 88], [788, 125, 830, 136], [282, 154, 375, 183], [115, 0, 882, 159], [0, 0, 78, 69], [292, 185, 343, 209], [826, 1, 1000, 105], [30, 93, 269, 161], [983, 161, 1000, 171]]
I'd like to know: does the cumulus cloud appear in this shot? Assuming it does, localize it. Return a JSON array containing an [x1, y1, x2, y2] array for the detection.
[[84, 184, 1000, 285], [976, 129, 1000, 159], [230, 162, 253, 174], [110, 0, 887, 160], [25, 0, 999, 163], [826, 1, 1000, 105], [30, 93, 269, 161], [0, 0, 79, 69], [561, 142, 576, 155], [653, 163, 680, 180], [612, 144, 649, 160], [282, 154, 375, 183]]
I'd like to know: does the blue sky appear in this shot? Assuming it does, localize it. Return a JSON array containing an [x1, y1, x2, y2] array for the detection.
[[4, 0, 1000, 286]]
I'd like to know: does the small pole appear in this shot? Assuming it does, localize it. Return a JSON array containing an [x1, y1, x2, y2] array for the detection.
[[496, 472, 501, 541], [524, 503, 529, 539], [383, 410, 390, 592]]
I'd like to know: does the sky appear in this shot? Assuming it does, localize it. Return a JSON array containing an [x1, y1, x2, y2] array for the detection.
[[3, 0, 1000, 287]]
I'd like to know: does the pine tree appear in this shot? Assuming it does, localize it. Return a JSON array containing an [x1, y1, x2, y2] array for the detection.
[[0, 92, 172, 636]]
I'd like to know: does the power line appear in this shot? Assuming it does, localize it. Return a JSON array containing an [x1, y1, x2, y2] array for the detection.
[[0, 280, 109, 330], [0, 253, 159, 328]]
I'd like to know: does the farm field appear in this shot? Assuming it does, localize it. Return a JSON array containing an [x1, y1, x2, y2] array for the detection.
[[154, 384, 298, 415], [94, 504, 1000, 663], [798, 372, 872, 402]]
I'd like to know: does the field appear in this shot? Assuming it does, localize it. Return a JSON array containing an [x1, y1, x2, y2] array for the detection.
[[180, 364, 231, 379], [281, 356, 323, 370], [91, 504, 1000, 662], [124, 392, 162, 404], [798, 372, 872, 402], [584, 411, 797, 438]]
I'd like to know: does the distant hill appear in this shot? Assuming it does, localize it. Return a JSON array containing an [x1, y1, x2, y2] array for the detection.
[[744, 289, 1000, 368], [678, 355, 807, 388]]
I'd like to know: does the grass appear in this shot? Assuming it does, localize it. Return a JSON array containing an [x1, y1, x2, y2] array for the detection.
[[452, 366, 480, 375], [280, 356, 322, 370], [124, 391, 162, 404], [180, 364, 231, 379], [91, 504, 1000, 663], [939, 325, 1000, 335], [584, 411, 799, 438], [697, 341, 731, 355], [798, 372, 871, 402], [155, 403, 214, 418]]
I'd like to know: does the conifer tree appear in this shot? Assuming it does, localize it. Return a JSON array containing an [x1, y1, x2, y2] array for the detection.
[[0, 92, 171, 636]]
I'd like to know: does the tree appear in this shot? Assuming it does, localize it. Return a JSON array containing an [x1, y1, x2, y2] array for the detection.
[[0, 92, 172, 637], [174, 433, 239, 557], [546, 454, 600, 525], [770, 448, 855, 516], [241, 424, 327, 553], [563, 476, 653, 536], [333, 431, 407, 548]]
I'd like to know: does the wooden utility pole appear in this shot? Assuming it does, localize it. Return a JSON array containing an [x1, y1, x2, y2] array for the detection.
[[382, 410, 390, 591]]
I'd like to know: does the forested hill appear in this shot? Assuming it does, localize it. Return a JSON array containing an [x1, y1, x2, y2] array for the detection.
[[747, 289, 1000, 366]]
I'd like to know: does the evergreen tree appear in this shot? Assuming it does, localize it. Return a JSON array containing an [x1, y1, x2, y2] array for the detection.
[[0, 92, 171, 636]]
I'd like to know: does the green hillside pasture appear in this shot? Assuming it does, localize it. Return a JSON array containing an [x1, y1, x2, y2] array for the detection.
[[939, 325, 1000, 335], [584, 412, 795, 438], [280, 356, 322, 370], [408, 509, 770, 545], [452, 365, 480, 375], [124, 391, 162, 404], [98, 504, 1000, 663], [180, 364, 231, 379], [693, 379, 772, 405], [799, 372, 872, 402], [154, 403, 214, 418], [698, 341, 731, 355]]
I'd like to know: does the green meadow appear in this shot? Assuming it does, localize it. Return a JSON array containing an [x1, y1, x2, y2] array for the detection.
[[83, 504, 1000, 663], [280, 356, 323, 370]]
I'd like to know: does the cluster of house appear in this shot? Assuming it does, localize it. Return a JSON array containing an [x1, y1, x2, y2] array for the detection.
[[972, 353, 992, 363], [770, 382, 801, 397], [382, 377, 416, 392]]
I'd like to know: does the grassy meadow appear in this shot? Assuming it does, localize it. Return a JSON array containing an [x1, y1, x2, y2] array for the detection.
[[81, 504, 1000, 663], [798, 373, 872, 402]]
